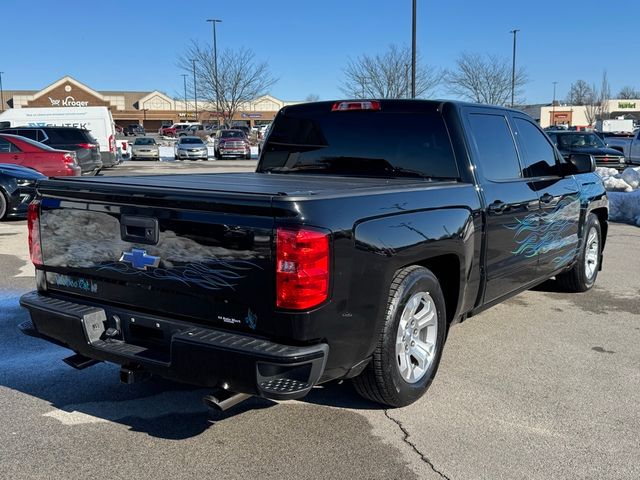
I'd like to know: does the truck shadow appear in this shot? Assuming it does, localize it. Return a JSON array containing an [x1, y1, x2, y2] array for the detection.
[[1, 292, 379, 439]]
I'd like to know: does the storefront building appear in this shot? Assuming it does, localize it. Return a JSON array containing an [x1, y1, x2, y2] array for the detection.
[[1, 76, 299, 131], [539, 99, 640, 129]]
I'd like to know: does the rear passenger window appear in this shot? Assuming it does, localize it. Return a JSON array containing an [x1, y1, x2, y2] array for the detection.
[[16, 130, 39, 141], [45, 129, 88, 144], [0, 138, 14, 153], [514, 118, 558, 178], [468, 113, 521, 181]]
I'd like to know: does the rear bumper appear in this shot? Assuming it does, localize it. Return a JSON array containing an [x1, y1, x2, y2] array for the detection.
[[20, 291, 328, 400], [100, 151, 118, 168]]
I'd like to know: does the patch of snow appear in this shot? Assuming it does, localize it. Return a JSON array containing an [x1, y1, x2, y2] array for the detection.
[[596, 166, 640, 226], [607, 190, 640, 226]]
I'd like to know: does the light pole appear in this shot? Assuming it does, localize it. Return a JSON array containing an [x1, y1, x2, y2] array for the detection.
[[552, 81, 558, 126], [0, 72, 4, 112], [510, 29, 519, 107], [192, 59, 198, 121], [206, 19, 222, 126], [411, 0, 417, 98], [181, 74, 188, 119]]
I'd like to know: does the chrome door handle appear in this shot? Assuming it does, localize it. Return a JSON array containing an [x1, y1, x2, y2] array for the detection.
[[488, 200, 508, 214]]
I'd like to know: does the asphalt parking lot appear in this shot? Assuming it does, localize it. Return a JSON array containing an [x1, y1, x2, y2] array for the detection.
[[1, 160, 639, 479]]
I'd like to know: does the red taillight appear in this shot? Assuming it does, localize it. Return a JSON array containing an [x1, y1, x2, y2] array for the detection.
[[27, 201, 43, 267], [109, 134, 115, 153], [63, 153, 76, 164], [276, 227, 330, 310], [77, 143, 95, 149], [332, 100, 381, 112]]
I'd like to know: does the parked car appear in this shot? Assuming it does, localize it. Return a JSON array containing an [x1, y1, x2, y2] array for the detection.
[[602, 128, 640, 166], [258, 123, 271, 155], [158, 124, 174, 136], [0, 133, 81, 177], [174, 136, 208, 160], [0, 106, 117, 168], [160, 123, 197, 137], [0, 163, 46, 220], [131, 137, 160, 161], [177, 124, 213, 141], [19, 99, 607, 410], [214, 129, 251, 159], [124, 124, 145, 136], [230, 125, 251, 137], [0, 126, 101, 175], [547, 131, 627, 170]]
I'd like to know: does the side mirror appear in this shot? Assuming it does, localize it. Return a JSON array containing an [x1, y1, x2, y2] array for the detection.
[[565, 153, 595, 174]]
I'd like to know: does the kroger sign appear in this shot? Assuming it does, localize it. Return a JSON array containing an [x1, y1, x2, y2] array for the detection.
[[48, 96, 90, 107]]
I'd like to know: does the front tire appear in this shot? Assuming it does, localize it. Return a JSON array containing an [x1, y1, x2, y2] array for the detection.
[[0, 190, 8, 220], [352, 265, 447, 407], [556, 213, 602, 292]]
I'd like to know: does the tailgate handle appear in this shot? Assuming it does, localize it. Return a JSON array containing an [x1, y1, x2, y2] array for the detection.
[[120, 216, 159, 245]]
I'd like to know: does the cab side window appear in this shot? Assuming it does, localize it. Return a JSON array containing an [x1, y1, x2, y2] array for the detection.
[[467, 113, 521, 181], [514, 118, 559, 178]]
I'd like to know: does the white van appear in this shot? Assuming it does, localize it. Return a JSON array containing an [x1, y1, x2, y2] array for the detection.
[[0, 106, 117, 167]]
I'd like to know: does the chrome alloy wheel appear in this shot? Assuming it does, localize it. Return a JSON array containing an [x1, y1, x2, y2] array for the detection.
[[584, 226, 599, 280], [395, 292, 438, 383]]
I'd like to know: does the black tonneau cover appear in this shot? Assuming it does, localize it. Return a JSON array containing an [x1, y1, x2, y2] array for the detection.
[[37, 172, 448, 200]]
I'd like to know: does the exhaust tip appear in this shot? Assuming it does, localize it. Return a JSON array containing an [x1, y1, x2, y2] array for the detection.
[[63, 353, 100, 370], [119, 366, 151, 384], [203, 391, 251, 412]]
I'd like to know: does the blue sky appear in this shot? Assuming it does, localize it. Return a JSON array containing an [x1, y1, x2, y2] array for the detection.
[[1, 0, 637, 103]]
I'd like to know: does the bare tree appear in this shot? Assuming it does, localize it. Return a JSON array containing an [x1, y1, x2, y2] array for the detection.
[[178, 41, 277, 126], [618, 86, 640, 99], [305, 93, 320, 102], [566, 80, 593, 105], [583, 72, 612, 126], [583, 86, 600, 126], [445, 52, 527, 106], [340, 44, 441, 99]]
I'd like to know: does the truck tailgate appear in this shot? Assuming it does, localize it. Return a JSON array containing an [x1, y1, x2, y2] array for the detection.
[[37, 187, 275, 334]]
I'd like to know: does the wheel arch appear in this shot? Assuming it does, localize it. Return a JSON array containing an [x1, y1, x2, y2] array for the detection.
[[590, 206, 608, 251], [402, 254, 462, 325]]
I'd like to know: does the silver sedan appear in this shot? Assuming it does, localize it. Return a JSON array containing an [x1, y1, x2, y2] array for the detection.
[[130, 137, 160, 161], [174, 136, 209, 161]]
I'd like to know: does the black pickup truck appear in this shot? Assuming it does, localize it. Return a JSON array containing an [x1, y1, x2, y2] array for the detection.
[[20, 100, 608, 408]]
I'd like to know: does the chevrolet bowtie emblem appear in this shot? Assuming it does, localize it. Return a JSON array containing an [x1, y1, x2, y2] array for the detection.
[[119, 248, 160, 270]]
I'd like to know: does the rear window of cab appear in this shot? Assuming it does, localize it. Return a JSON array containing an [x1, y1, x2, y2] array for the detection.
[[259, 102, 458, 179]]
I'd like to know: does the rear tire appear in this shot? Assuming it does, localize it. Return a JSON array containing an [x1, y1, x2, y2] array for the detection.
[[556, 213, 601, 292], [352, 265, 447, 407], [0, 190, 8, 220]]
